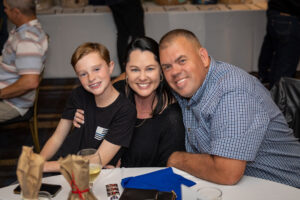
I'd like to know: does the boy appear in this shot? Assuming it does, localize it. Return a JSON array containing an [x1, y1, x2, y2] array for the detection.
[[40, 42, 136, 172]]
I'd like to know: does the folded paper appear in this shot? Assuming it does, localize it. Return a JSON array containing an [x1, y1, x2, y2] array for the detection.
[[16, 146, 45, 200], [121, 167, 196, 200], [59, 154, 97, 200]]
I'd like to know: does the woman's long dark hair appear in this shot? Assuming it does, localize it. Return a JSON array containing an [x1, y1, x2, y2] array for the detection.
[[124, 37, 174, 116]]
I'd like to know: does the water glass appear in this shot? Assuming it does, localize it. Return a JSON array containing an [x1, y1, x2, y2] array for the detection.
[[21, 191, 52, 200], [197, 187, 222, 200], [77, 148, 102, 189]]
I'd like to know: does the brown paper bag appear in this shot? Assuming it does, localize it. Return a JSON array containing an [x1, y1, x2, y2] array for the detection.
[[16, 146, 45, 200], [59, 155, 97, 200]]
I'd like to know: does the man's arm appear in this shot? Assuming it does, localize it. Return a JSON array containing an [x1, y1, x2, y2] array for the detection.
[[173, 91, 268, 185], [167, 151, 246, 185], [0, 74, 40, 99]]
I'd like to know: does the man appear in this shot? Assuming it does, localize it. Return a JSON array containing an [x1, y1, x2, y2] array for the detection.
[[0, 0, 48, 122], [258, 0, 300, 88], [159, 29, 300, 188]]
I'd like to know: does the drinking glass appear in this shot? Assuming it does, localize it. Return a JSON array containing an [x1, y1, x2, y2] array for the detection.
[[21, 191, 52, 200], [197, 187, 222, 200], [38, 191, 52, 200], [77, 148, 102, 189]]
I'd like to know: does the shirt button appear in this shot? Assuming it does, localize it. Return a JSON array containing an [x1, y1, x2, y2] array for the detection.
[[188, 128, 191, 132], [187, 106, 190, 110]]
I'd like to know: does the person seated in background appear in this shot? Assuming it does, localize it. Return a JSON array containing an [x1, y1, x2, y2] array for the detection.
[[0, 0, 48, 122], [74, 37, 185, 167], [40, 42, 136, 172], [159, 29, 300, 188]]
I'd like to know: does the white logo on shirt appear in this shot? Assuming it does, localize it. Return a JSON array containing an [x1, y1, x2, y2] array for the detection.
[[94, 126, 108, 141]]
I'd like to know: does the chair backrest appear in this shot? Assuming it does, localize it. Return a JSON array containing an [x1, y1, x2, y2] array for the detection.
[[32, 68, 44, 120], [270, 77, 300, 140]]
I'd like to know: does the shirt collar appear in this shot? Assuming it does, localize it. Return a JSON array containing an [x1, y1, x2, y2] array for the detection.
[[16, 19, 38, 32]]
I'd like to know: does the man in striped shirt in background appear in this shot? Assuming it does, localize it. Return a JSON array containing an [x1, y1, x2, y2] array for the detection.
[[0, 0, 48, 122]]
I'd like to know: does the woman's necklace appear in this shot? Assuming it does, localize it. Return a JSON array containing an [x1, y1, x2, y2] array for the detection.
[[134, 94, 156, 127], [135, 119, 147, 128]]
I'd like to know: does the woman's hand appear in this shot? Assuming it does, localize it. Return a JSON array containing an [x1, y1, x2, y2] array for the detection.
[[73, 109, 85, 128]]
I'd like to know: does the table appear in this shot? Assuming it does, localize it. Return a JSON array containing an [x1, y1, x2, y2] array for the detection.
[[0, 167, 299, 199]]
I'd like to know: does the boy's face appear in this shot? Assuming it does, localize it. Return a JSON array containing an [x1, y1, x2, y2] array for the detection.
[[74, 52, 114, 97]]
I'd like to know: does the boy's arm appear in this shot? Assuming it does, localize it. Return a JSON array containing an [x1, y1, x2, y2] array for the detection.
[[98, 139, 121, 166], [40, 119, 73, 172]]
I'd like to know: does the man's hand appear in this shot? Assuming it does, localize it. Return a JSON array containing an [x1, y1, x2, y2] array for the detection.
[[167, 151, 246, 185]]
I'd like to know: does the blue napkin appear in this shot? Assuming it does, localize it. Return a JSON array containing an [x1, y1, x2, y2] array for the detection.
[[121, 168, 196, 200]]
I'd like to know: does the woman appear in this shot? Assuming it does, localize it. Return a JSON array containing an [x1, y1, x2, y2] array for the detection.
[[74, 37, 185, 167]]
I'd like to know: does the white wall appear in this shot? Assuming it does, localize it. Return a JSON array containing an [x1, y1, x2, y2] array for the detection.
[[37, 4, 267, 78]]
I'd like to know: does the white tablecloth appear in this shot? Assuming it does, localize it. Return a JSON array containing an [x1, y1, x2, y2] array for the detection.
[[0, 167, 299, 199]]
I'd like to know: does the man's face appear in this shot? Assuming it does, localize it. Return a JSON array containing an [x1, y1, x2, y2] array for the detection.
[[159, 36, 210, 98], [3, 0, 17, 25]]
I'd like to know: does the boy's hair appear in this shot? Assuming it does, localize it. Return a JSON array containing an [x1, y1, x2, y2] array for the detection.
[[159, 29, 202, 50], [6, 0, 36, 16], [71, 42, 111, 68]]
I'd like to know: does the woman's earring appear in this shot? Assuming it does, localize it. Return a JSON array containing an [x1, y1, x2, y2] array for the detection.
[[160, 74, 164, 82]]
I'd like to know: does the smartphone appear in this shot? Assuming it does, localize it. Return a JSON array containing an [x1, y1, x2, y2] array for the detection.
[[13, 183, 62, 198]]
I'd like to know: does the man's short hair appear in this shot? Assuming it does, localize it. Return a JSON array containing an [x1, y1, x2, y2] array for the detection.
[[159, 29, 202, 49], [71, 42, 111, 68], [6, 0, 36, 16]]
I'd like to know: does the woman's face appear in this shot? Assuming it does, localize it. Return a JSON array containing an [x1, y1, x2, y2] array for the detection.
[[125, 49, 161, 98]]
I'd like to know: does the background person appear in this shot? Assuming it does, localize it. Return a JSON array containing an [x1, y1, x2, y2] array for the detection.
[[106, 0, 145, 73], [74, 37, 185, 167], [40, 42, 136, 172], [0, 0, 48, 122], [258, 0, 300, 88], [159, 29, 300, 188]]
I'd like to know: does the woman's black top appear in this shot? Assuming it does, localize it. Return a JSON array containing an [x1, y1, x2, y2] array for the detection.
[[114, 80, 186, 167]]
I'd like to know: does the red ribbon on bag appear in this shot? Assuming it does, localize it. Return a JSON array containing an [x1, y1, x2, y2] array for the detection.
[[70, 173, 89, 200]]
